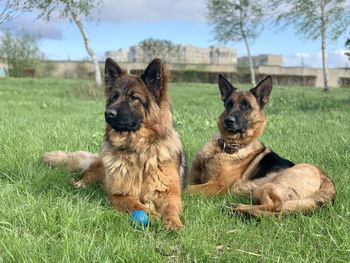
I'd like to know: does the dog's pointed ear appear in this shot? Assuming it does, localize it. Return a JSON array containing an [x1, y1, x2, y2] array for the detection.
[[218, 74, 236, 101], [250, 76, 273, 109], [104, 58, 125, 86], [142, 58, 167, 100]]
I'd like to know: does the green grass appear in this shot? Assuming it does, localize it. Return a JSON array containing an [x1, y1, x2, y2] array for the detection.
[[0, 78, 350, 262]]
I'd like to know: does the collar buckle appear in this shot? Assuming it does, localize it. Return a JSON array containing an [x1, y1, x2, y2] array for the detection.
[[218, 138, 242, 154]]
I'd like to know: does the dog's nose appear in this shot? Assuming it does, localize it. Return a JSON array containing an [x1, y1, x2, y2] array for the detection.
[[224, 116, 236, 127], [105, 109, 117, 118]]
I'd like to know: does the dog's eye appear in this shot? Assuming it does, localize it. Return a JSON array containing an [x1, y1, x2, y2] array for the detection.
[[240, 100, 251, 110], [226, 100, 233, 109], [112, 94, 119, 100], [130, 94, 139, 101]]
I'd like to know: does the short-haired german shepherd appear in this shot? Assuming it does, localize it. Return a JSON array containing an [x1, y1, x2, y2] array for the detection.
[[187, 75, 336, 216], [43, 58, 186, 229]]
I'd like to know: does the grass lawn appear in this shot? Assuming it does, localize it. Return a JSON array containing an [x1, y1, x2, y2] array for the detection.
[[0, 78, 350, 262]]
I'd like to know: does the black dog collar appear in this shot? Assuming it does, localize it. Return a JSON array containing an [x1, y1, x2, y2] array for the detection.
[[218, 138, 243, 154]]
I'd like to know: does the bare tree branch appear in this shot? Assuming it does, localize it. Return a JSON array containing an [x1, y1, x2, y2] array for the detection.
[[0, 0, 20, 24], [273, 0, 350, 91], [16, 0, 103, 87], [207, 0, 268, 86]]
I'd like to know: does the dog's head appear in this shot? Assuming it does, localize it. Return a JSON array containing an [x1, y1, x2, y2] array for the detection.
[[104, 57, 169, 133], [217, 75, 273, 144]]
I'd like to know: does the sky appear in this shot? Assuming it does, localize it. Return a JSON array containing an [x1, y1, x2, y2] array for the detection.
[[0, 0, 349, 68]]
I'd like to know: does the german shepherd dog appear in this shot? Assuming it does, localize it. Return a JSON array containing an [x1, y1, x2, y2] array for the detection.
[[187, 75, 336, 216], [43, 58, 186, 230]]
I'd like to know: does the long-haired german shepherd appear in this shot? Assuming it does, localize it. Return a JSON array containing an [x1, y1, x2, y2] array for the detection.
[[43, 58, 186, 230], [187, 75, 336, 216]]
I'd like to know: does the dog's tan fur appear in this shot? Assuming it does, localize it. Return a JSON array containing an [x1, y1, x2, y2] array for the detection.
[[188, 75, 336, 216], [43, 58, 185, 229]]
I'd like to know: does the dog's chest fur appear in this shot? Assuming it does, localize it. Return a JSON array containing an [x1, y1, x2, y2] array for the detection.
[[197, 134, 265, 184], [195, 134, 295, 194], [100, 131, 182, 202]]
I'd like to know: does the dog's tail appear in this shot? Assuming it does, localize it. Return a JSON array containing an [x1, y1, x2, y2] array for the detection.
[[43, 151, 99, 172], [309, 174, 336, 207]]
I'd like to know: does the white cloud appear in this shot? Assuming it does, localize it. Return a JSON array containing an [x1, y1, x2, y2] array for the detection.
[[284, 49, 349, 68], [95, 0, 206, 23], [0, 0, 206, 41], [0, 15, 62, 40], [328, 49, 349, 68]]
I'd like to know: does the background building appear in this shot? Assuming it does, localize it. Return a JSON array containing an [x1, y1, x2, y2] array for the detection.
[[238, 54, 283, 67], [179, 45, 210, 64], [209, 46, 237, 64], [105, 48, 129, 63], [105, 45, 237, 65]]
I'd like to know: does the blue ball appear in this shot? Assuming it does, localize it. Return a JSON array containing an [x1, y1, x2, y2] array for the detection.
[[130, 210, 149, 227]]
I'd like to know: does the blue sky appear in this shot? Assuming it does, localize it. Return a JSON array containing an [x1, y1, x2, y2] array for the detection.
[[1, 0, 349, 68]]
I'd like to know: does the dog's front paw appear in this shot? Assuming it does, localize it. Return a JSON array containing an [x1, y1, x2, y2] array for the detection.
[[223, 203, 258, 219], [223, 203, 243, 215], [71, 179, 86, 189], [228, 203, 241, 209], [163, 216, 183, 231], [148, 210, 161, 220], [223, 203, 241, 211]]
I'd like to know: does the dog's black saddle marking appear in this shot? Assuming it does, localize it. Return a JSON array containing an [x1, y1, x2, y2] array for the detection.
[[249, 151, 294, 180]]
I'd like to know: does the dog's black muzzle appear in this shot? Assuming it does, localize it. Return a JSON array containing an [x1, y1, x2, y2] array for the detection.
[[224, 116, 246, 133], [105, 109, 142, 132]]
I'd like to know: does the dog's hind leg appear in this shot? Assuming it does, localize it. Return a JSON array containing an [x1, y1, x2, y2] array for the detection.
[[43, 151, 103, 188], [229, 199, 318, 217], [228, 178, 335, 216], [274, 199, 323, 214], [228, 183, 283, 217], [276, 175, 336, 214], [239, 168, 336, 216]]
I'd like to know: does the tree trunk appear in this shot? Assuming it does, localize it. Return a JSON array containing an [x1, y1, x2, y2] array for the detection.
[[320, 4, 330, 91], [68, 7, 102, 87], [238, 5, 256, 86], [243, 34, 256, 87], [321, 32, 330, 91]]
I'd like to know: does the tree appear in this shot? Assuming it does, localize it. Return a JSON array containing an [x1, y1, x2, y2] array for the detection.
[[207, 0, 266, 86], [0, 30, 43, 77], [23, 0, 103, 87], [0, 0, 21, 24], [346, 38, 350, 60], [139, 38, 181, 63], [274, 0, 350, 91]]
